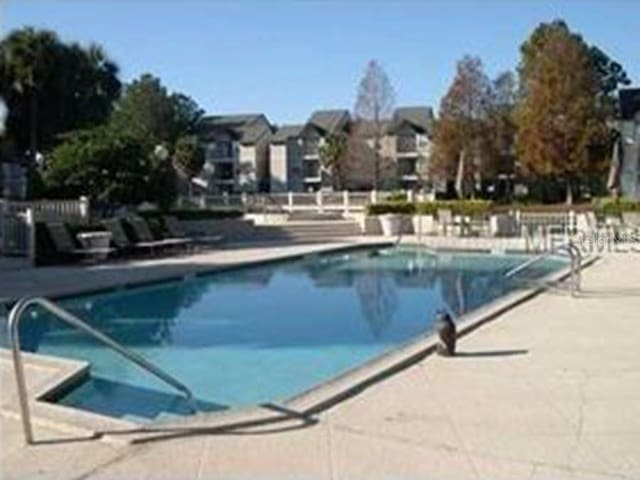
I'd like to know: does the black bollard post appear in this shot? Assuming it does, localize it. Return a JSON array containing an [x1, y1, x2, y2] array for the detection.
[[435, 311, 456, 356]]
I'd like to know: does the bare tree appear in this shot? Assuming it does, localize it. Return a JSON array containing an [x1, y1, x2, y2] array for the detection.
[[354, 60, 396, 190]]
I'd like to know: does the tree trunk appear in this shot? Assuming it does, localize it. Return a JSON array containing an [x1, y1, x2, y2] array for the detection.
[[28, 88, 38, 160], [374, 136, 380, 190], [565, 178, 573, 205]]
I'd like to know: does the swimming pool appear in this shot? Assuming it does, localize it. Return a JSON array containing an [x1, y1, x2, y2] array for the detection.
[[2, 246, 565, 422]]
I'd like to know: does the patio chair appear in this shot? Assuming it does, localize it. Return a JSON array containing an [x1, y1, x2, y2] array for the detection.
[[46, 223, 115, 260], [126, 216, 191, 251], [102, 218, 173, 255], [164, 216, 224, 246]]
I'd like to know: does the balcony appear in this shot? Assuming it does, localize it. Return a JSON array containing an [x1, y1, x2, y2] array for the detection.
[[302, 159, 321, 181], [396, 135, 418, 156], [211, 162, 235, 183], [302, 139, 321, 158], [398, 158, 417, 179], [206, 142, 235, 162]]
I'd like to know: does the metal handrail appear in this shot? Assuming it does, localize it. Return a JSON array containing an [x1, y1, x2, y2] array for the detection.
[[8, 296, 197, 444], [504, 241, 582, 295]]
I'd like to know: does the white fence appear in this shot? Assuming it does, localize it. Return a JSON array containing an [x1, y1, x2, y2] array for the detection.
[[0, 202, 35, 261], [8, 196, 91, 224], [0, 197, 90, 263], [179, 191, 432, 214]]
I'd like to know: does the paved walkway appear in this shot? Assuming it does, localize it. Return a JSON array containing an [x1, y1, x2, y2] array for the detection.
[[2, 250, 640, 479]]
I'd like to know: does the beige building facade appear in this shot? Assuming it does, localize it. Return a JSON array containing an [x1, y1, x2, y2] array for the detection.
[[269, 106, 434, 192], [198, 114, 272, 193]]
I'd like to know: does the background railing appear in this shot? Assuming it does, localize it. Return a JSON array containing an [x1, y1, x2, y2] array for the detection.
[[184, 191, 382, 214], [0, 197, 89, 263], [0, 197, 90, 224]]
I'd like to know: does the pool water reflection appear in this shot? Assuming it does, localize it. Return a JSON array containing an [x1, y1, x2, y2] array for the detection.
[[2, 246, 565, 421]]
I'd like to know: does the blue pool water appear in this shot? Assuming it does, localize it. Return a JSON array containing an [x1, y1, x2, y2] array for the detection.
[[2, 246, 564, 421]]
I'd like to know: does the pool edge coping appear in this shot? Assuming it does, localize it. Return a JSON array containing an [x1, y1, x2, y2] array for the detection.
[[120, 251, 599, 441], [0, 242, 596, 443]]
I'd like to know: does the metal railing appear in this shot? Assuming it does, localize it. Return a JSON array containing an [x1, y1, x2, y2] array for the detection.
[[7, 296, 197, 444], [504, 241, 582, 296]]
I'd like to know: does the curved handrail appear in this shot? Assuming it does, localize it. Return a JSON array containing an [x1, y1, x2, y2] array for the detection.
[[504, 241, 582, 296], [8, 296, 197, 444]]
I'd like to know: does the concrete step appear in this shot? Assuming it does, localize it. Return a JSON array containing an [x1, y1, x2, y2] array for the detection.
[[252, 220, 361, 243], [287, 211, 344, 221]]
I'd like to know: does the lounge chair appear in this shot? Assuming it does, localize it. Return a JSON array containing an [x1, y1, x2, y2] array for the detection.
[[126, 216, 192, 251], [102, 218, 174, 255], [46, 223, 115, 260], [164, 216, 224, 246]]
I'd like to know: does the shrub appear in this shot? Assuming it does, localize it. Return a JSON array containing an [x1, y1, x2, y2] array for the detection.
[[139, 208, 244, 221], [600, 199, 640, 215], [367, 200, 493, 216], [448, 200, 492, 216], [416, 200, 492, 217], [385, 191, 407, 202], [366, 201, 415, 215], [415, 202, 439, 215]]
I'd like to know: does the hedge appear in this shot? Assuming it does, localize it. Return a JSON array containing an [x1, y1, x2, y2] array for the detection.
[[139, 208, 244, 221], [599, 199, 640, 215], [367, 200, 492, 217], [366, 201, 416, 215]]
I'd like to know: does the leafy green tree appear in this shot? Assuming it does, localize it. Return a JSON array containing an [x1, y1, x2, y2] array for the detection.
[[318, 133, 347, 190], [109, 73, 203, 148], [44, 125, 160, 206], [589, 45, 631, 119], [173, 135, 204, 196], [0, 27, 121, 157]]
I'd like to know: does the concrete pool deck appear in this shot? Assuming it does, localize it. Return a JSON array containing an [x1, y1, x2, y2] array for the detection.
[[2, 243, 640, 479]]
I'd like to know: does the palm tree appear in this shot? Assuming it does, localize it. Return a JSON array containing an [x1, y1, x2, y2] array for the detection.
[[1, 28, 57, 158], [318, 133, 347, 190]]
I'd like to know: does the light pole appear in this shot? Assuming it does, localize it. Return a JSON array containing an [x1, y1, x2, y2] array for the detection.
[[0, 98, 7, 137]]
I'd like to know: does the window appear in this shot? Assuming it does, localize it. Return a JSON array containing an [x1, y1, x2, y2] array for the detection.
[[207, 141, 234, 159]]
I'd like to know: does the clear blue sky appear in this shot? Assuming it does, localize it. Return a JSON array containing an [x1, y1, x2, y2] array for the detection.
[[3, 1, 638, 125]]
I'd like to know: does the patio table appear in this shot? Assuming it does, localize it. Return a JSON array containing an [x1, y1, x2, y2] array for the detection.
[[77, 231, 112, 260]]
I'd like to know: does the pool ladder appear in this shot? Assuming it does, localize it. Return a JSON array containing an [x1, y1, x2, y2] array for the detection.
[[7, 296, 197, 445], [504, 241, 582, 296]]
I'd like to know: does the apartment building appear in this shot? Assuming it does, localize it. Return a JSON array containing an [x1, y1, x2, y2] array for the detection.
[[383, 106, 435, 189], [269, 106, 434, 192], [197, 114, 272, 193], [619, 88, 640, 199], [270, 109, 351, 192]]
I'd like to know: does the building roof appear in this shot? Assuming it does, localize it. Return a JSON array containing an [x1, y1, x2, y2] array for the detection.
[[199, 114, 271, 144], [308, 109, 350, 134], [388, 106, 435, 135], [271, 124, 305, 143], [353, 119, 392, 137], [620, 88, 640, 121]]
